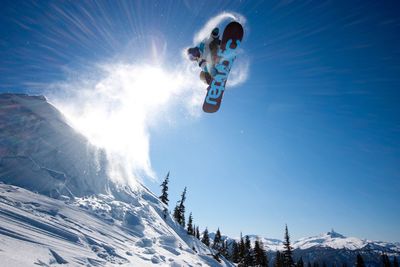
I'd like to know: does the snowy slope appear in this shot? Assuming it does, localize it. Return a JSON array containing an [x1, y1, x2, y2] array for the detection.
[[0, 93, 232, 266], [0, 183, 230, 266]]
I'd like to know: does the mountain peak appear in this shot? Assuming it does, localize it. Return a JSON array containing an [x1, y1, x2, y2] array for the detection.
[[326, 229, 345, 239]]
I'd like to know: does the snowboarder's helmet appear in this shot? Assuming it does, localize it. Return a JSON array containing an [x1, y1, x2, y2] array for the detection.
[[187, 47, 200, 60], [211, 27, 219, 38]]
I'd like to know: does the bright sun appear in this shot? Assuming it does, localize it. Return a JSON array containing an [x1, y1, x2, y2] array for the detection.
[[84, 64, 184, 149], [53, 61, 202, 186]]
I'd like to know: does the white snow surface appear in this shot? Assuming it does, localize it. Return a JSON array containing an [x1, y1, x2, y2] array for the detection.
[[0, 94, 232, 266], [0, 183, 230, 266]]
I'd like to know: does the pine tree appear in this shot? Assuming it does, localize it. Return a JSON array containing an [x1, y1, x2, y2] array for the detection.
[[221, 239, 230, 259], [173, 187, 187, 226], [213, 228, 222, 251], [275, 251, 283, 267], [254, 239, 261, 260], [179, 187, 187, 226], [254, 238, 268, 267], [220, 239, 226, 258], [173, 205, 181, 225], [381, 253, 391, 267], [282, 225, 294, 267], [394, 256, 399, 267], [244, 235, 254, 266], [227, 240, 233, 259], [260, 240, 269, 267], [159, 172, 169, 205], [296, 257, 304, 267], [196, 226, 200, 239], [231, 240, 240, 263], [201, 228, 210, 247], [356, 253, 365, 267], [239, 234, 246, 262], [187, 212, 194, 235]]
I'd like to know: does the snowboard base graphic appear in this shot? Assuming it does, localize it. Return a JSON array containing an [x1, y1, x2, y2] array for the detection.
[[202, 21, 244, 113]]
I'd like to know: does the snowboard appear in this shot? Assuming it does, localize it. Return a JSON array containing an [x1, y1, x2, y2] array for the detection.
[[202, 21, 244, 113]]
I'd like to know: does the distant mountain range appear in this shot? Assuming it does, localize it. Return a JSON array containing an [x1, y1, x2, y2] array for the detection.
[[211, 231, 400, 266]]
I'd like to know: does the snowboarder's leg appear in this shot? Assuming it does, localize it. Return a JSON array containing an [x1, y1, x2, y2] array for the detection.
[[209, 39, 220, 63], [200, 71, 212, 85], [208, 39, 221, 79]]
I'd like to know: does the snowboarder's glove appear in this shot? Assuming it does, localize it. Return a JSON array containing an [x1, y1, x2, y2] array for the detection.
[[199, 59, 207, 71], [209, 67, 217, 77]]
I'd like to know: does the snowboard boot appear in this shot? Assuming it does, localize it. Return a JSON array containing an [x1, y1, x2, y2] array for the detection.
[[200, 71, 213, 85]]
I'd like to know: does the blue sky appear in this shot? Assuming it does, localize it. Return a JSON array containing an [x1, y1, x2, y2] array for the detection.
[[1, 0, 399, 242]]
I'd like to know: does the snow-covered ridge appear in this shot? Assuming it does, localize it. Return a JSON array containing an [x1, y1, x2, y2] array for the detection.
[[293, 231, 400, 252], [221, 230, 400, 253], [0, 93, 110, 197], [295, 231, 375, 250], [0, 93, 232, 266]]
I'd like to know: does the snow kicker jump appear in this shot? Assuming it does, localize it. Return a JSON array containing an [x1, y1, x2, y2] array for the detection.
[[187, 21, 244, 113]]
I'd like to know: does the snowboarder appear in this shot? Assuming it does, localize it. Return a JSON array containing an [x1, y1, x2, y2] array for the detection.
[[187, 21, 244, 113], [187, 27, 221, 85]]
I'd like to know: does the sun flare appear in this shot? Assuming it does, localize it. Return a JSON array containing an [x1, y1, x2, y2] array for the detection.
[[51, 11, 248, 187], [79, 64, 185, 151], [53, 61, 202, 186]]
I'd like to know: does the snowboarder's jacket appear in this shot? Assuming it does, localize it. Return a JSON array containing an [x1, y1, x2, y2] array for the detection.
[[196, 35, 220, 76]]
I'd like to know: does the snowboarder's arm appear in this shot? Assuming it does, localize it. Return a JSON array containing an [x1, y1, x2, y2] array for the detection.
[[197, 42, 205, 54], [198, 59, 209, 73]]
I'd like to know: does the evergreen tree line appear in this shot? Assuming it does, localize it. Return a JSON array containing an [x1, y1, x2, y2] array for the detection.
[[228, 234, 269, 266], [197, 227, 269, 266], [159, 172, 269, 265], [159, 172, 199, 237], [282, 252, 399, 267], [159, 173, 399, 267], [380, 253, 399, 267]]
